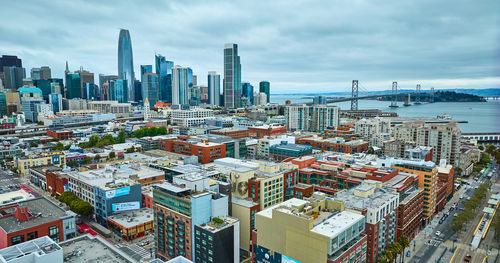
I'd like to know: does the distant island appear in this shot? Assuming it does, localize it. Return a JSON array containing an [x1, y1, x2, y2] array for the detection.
[[378, 91, 487, 102]]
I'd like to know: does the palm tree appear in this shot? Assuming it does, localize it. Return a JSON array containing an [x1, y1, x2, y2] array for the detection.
[[377, 255, 389, 263], [398, 235, 410, 263], [383, 250, 393, 263], [389, 242, 403, 263]]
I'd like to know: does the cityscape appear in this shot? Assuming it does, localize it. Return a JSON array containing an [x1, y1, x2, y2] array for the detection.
[[0, 1, 499, 263]]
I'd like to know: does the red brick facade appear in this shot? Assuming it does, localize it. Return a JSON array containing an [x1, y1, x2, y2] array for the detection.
[[396, 189, 424, 241], [297, 138, 368, 154], [45, 171, 68, 196], [210, 129, 250, 139], [158, 139, 226, 164], [47, 130, 74, 140], [248, 125, 287, 138]]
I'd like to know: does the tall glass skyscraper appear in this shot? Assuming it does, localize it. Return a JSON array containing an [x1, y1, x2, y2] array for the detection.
[[259, 81, 270, 103], [155, 54, 174, 103], [109, 79, 128, 103], [142, 73, 159, 107], [172, 66, 189, 105], [118, 29, 135, 102], [242, 82, 254, 104], [208, 71, 220, 106], [223, 43, 241, 108]]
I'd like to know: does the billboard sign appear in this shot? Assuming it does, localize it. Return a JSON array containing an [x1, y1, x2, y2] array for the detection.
[[105, 186, 131, 199], [112, 201, 140, 212]]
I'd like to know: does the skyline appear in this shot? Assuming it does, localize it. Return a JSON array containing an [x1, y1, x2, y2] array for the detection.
[[0, 0, 499, 93]]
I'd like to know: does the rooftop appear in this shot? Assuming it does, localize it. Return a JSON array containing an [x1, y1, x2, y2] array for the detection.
[[197, 217, 239, 233], [311, 211, 364, 239], [270, 143, 312, 151], [0, 236, 61, 262], [334, 185, 398, 212], [0, 198, 72, 234], [107, 207, 153, 229], [60, 234, 135, 263], [257, 198, 309, 219]]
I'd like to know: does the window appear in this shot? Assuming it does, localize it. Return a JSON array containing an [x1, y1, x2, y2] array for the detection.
[[11, 235, 24, 245], [27, 231, 38, 240]]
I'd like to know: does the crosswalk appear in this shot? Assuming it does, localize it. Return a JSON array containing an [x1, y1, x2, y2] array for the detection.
[[0, 179, 20, 189], [128, 244, 151, 259], [426, 237, 444, 247]]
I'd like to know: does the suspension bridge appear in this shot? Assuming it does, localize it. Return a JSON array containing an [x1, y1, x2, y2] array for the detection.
[[302, 80, 436, 110]]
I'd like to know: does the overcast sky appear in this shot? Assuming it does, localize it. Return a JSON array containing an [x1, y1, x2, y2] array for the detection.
[[1, 0, 499, 93]]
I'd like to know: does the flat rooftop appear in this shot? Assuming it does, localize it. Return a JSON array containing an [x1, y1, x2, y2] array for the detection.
[[197, 217, 239, 233], [108, 207, 153, 229], [0, 189, 35, 206], [270, 143, 312, 151], [311, 211, 364, 238], [232, 197, 258, 208], [0, 197, 71, 234], [60, 234, 135, 263], [257, 198, 309, 219], [334, 186, 398, 211], [0, 236, 61, 262]]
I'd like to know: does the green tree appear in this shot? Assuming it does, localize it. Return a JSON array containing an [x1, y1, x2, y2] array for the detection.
[[82, 156, 92, 165], [94, 154, 101, 161], [29, 142, 38, 148], [109, 151, 116, 159], [367, 147, 375, 154], [126, 147, 135, 153], [57, 191, 78, 205], [398, 235, 410, 263], [117, 130, 127, 143], [382, 250, 393, 263], [10, 167, 18, 174], [389, 242, 402, 263], [67, 160, 78, 167]]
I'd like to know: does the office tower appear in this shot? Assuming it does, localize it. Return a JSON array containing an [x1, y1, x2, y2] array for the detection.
[[223, 43, 241, 108], [0, 93, 6, 117], [76, 68, 94, 99], [33, 78, 64, 102], [85, 83, 99, 100], [172, 66, 189, 105], [3, 66, 24, 90], [200, 85, 208, 103], [208, 71, 220, 106], [117, 29, 135, 101], [0, 55, 22, 70], [188, 68, 193, 88], [142, 73, 159, 107], [134, 80, 142, 102], [98, 74, 118, 92], [312, 95, 326, 105], [109, 79, 128, 103], [259, 81, 270, 103], [242, 82, 254, 104], [30, 68, 41, 80], [188, 86, 200, 106], [40, 66, 51, 80], [255, 92, 267, 106], [192, 75, 197, 86], [311, 105, 340, 132], [65, 72, 81, 99], [49, 93, 63, 114], [194, 217, 240, 263], [155, 54, 174, 103], [141, 65, 152, 76]]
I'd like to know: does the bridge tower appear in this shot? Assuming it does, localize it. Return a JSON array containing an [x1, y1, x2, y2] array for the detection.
[[389, 81, 399, 107], [414, 84, 421, 104], [351, 80, 359, 111], [430, 87, 435, 103]]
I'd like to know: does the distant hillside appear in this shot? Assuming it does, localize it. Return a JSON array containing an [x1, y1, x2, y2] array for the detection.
[[274, 88, 500, 97], [378, 91, 486, 102]]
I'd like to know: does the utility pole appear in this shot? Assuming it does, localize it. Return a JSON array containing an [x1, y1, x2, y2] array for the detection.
[[351, 80, 359, 111]]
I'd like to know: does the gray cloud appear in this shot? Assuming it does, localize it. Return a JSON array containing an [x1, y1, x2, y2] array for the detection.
[[0, 0, 498, 93]]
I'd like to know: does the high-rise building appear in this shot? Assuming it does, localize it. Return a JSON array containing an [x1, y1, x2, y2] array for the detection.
[[118, 29, 135, 102], [141, 73, 159, 107], [200, 85, 208, 103], [223, 43, 241, 108], [208, 71, 220, 106], [285, 104, 340, 132], [153, 182, 229, 261], [76, 69, 94, 99], [392, 122, 461, 166], [172, 66, 189, 105], [259, 81, 270, 103], [3, 66, 24, 90], [188, 86, 200, 106], [33, 78, 64, 101], [65, 72, 81, 99], [134, 80, 142, 102], [40, 66, 51, 80], [155, 54, 174, 103], [242, 82, 254, 104], [49, 93, 63, 114], [30, 68, 41, 80], [109, 79, 128, 103], [0, 55, 22, 71], [98, 74, 118, 92]]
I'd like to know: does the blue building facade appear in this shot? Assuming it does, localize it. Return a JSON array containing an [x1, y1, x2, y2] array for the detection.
[[242, 82, 254, 104], [118, 29, 135, 102], [109, 79, 129, 103], [155, 55, 174, 103], [208, 71, 220, 106], [259, 81, 270, 103], [94, 183, 142, 225]]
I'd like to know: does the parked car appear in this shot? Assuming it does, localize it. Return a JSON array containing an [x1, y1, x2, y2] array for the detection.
[[435, 231, 441, 236], [464, 254, 471, 262]]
